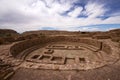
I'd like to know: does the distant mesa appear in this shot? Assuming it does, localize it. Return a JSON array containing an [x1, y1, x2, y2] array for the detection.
[[0, 28, 120, 45]]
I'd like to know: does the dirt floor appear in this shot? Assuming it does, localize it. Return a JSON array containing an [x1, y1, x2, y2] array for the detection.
[[10, 59, 120, 80], [0, 39, 120, 80]]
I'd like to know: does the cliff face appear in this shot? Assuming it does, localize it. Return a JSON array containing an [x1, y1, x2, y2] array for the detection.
[[0, 29, 17, 34], [109, 29, 120, 37], [0, 29, 19, 44], [109, 29, 120, 42], [0, 28, 120, 44], [22, 30, 80, 36], [0, 29, 19, 37]]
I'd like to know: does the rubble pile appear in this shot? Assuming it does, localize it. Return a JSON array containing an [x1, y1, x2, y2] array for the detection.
[[0, 59, 14, 80]]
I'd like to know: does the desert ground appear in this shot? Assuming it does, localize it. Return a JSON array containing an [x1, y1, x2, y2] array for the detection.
[[0, 29, 120, 80]]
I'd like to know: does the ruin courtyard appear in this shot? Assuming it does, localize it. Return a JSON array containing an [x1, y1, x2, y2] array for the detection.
[[0, 29, 120, 80]]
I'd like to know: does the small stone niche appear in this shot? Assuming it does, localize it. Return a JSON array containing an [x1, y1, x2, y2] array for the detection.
[[75, 46, 79, 48], [67, 46, 73, 49], [44, 49, 54, 54], [52, 45, 65, 48], [51, 56, 62, 61], [39, 55, 51, 60], [66, 58, 75, 64], [79, 57, 86, 63], [31, 55, 39, 59]]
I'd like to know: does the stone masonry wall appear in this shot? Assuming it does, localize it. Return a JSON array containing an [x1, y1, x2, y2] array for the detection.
[[10, 36, 111, 57]]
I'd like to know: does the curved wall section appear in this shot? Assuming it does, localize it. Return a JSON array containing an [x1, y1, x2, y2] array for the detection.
[[10, 36, 112, 58], [10, 38, 45, 57]]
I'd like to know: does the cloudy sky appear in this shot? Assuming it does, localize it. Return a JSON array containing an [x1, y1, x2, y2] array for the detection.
[[0, 0, 120, 32]]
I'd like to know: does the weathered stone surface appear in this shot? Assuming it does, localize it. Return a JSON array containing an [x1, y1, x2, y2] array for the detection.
[[0, 59, 14, 80]]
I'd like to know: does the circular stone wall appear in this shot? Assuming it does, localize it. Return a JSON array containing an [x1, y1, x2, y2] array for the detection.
[[10, 36, 120, 70]]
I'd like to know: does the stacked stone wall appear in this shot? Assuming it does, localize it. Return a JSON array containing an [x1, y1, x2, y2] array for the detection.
[[10, 36, 111, 57]]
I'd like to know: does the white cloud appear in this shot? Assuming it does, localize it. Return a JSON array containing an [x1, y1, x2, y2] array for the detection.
[[78, 27, 100, 31], [102, 16, 120, 24], [0, 0, 120, 32], [84, 2, 107, 18], [68, 7, 83, 18]]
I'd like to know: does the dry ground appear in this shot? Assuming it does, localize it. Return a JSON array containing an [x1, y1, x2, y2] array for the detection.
[[10, 59, 120, 80]]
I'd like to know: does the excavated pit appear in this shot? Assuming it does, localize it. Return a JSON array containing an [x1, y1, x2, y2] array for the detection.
[[9, 36, 120, 70]]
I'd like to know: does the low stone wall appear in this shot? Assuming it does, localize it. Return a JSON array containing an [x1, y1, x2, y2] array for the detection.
[[10, 38, 45, 57], [78, 38, 102, 49], [10, 36, 111, 58], [47, 36, 102, 49], [92, 35, 110, 39]]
